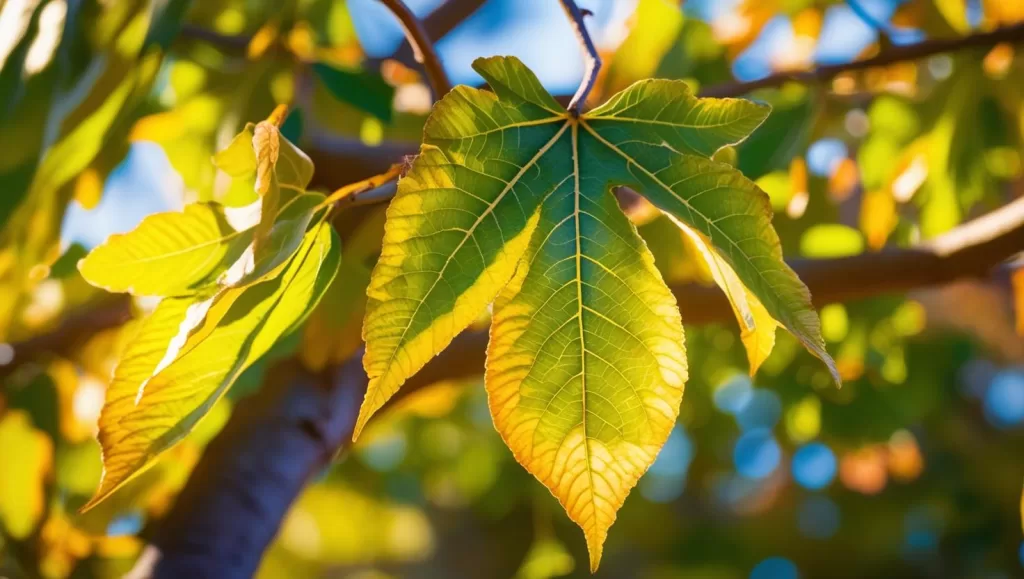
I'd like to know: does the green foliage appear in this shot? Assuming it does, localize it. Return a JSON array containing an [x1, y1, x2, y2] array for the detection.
[[3, 1, 1024, 578], [78, 118, 340, 508], [357, 56, 836, 570]]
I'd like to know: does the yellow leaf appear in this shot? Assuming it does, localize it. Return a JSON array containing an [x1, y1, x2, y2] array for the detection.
[[860, 189, 897, 250], [672, 216, 777, 375], [357, 57, 835, 570], [252, 121, 281, 198], [0, 410, 52, 539], [247, 21, 280, 60], [302, 207, 387, 370], [84, 224, 340, 509], [604, 0, 684, 94]]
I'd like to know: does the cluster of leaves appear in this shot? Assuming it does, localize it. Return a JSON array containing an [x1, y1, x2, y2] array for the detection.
[[75, 53, 838, 571], [3, 0, 1024, 577], [78, 111, 341, 507]]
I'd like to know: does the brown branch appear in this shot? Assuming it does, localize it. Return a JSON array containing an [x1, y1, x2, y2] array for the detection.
[[0, 295, 133, 383], [377, 0, 452, 99], [387, 0, 487, 70], [701, 22, 1024, 98], [177, 24, 250, 51], [558, 0, 601, 115]]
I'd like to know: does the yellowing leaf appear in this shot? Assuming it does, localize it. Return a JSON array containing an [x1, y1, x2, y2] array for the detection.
[[673, 218, 777, 374], [84, 223, 340, 509], [357, 56, 837, 569], [934, 0, 969, 32], [253, 121, 282, 197], [78, 202, 255, 296], [486, 122, 687, 570], [0, 410, 52, 539], [860, 189, 898, 250]]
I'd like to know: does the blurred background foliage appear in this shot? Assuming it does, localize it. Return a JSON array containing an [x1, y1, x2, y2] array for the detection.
[[1, 0, 1024, 577]]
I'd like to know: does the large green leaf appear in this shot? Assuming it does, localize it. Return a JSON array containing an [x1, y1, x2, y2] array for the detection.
[[84, 222, 340, 509], [357, 56, 837, 569]]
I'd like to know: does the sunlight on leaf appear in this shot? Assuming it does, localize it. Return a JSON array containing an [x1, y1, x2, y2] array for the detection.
[[672, 218, 777, 374], [357, 56, 837, 570], [78, 202, 254, 296], [84, 223, 340, 509]]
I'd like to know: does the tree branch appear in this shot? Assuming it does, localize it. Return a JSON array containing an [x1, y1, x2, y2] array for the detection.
[[144, 334, 487, 579], [0, 296, 133, 383], [701, 22, 1024, 98], [558, 0, 601, 115], [386, 0, 487, 70], [147, 357, 367, 579], [377, 0, 452, 99]]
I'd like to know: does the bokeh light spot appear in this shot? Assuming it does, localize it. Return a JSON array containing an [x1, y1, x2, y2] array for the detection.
[[736, 389, 782, 431], [984, 370, 1024, 428], [750, 556, 799, 579], [734, 429, 781, 479], [792, 442, 837, 490], [714, 375, 754, 415], [806, 138, 848, 176]]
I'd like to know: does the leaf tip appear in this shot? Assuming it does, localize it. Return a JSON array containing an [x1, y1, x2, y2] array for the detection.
[[585, 531, 606, 573], [79, 472, 119, 514], [351, 405, 373, 442]]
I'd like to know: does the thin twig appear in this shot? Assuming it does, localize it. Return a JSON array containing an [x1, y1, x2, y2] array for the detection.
[[558, 0, 601, 115], [701, 22, 1024, 97], [322, 164, 403, 207], [387, 0, 487, 69], [846, 0, 892, 43], [378, 0, 453, 99]]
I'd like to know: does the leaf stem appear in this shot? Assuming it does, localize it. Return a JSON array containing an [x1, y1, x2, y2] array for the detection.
[[320, 164, 403, 208], [558, 0, 601, 116], [377, 0, 453, 99]]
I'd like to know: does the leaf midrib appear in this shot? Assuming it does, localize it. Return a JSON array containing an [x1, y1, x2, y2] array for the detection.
[[569, 120, 599, 535]]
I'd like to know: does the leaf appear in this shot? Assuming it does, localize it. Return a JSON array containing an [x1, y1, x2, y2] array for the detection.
[[213, 119, 314, 193], [84, 222, 340, 509], [0, 410, 52, 539], [221, 192, 329, 288], [77, 202, 255, 296], [357, 56, 836, 569], [671, 217, 777, 374], [584, 84, 839, 385], [302, 207, 387, 370], [312, 62, 395, 122], [485, 124, 687, 570]]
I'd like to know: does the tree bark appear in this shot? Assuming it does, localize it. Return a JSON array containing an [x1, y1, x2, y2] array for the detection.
[[151, 357, 366, 579]]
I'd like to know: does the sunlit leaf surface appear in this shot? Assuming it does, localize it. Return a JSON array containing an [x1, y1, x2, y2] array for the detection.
[[358, 56, 836, 568], [78, 202, 255, 296], [85, 223, 340, 508]]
